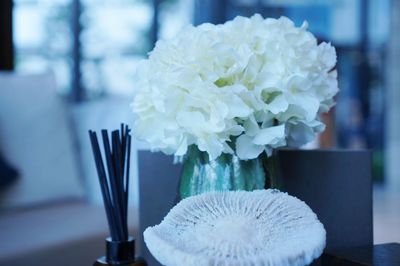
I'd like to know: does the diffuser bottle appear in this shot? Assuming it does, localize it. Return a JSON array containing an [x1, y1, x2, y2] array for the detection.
[[89, 126, 147, 266], [94, 237, 147, 266]]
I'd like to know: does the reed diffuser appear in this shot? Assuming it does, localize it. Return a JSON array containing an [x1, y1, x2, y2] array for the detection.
[[89, 124, 147, 266]]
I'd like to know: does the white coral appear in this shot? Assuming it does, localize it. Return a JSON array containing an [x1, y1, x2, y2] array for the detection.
[[144, 189, 326, 266]]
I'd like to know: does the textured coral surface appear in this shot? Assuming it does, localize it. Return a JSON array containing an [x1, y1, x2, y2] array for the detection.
[[144, 189, 326, 266]]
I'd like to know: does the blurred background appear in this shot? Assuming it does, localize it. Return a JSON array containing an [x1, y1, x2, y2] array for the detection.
[[0, 0, 399, 265]]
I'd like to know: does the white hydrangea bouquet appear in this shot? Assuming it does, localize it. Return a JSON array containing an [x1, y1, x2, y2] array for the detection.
[[132, 14, 338, 198]]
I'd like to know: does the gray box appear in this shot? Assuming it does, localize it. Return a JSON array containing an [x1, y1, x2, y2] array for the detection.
[[276, 149, 373, 252]]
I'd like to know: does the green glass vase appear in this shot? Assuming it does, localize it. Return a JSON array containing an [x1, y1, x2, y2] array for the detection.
[[179, 146, 267, 199]]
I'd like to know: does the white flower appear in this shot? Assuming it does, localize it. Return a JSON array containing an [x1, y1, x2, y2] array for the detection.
[[131, 14, 338, 160]]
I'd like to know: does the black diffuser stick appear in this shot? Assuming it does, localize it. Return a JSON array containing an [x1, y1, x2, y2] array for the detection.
[[124, 134, 131, 225], [112, 130, 127, 240], [121, 124, 126, 169], [120, 125, 128, 187], [101, 129, 125, 241], [89, 131, 117, 240]]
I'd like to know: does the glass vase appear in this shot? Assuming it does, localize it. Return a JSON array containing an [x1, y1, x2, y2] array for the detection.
[[179, 146, 267, 199]]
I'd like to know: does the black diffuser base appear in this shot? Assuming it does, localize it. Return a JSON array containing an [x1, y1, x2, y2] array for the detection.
[[94, 256, 147, 266], [93, 237, 147, 266]]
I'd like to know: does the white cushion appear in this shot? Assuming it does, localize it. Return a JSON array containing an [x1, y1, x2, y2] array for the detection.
[[0, 72, 84, 209]]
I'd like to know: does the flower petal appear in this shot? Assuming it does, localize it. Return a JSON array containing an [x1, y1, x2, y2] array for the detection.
[[286, 121, 315, 147], [253, 124, 286, 146], [236, 134, 264, 160], [267, 94, 289, 114]]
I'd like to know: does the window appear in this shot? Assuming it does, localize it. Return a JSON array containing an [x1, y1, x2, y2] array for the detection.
[[80, 0, 152, 97], [13, 0, 193, 98], [14, 0, 73, 94]]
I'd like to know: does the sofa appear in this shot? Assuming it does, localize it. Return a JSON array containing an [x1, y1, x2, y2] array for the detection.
[[0, 72, 140, 266]]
